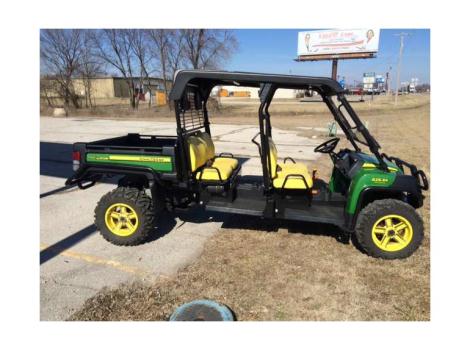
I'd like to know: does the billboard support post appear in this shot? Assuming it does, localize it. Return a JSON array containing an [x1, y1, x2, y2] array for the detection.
[[331, 59, 338, 80]]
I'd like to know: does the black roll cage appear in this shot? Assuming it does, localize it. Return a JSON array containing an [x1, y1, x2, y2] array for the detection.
[[170, 70, 389, 190]]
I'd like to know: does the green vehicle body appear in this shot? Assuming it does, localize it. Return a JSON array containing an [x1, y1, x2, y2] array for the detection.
[[328, 153, 401, 214], [84, 150, 402, 216], [86, 153, 174, 173], [66, 70, 428, 235]]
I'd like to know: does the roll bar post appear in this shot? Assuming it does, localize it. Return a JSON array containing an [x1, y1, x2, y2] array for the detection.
[[258, 83, 276, 191]]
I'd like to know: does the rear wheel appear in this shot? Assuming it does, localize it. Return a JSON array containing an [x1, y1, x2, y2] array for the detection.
[[95, 187, 155, 246], [355, 199, 424, 259]]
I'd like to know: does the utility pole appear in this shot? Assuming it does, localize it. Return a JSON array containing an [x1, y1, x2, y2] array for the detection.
[[385, 66, 392, 95], [394, 32, 410, 106]]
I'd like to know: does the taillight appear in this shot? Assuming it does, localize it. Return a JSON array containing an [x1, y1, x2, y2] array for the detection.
[[73, 151, 81, 171]]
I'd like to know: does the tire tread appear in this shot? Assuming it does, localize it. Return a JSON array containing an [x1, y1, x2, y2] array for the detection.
[[94, 187, 154, 246]]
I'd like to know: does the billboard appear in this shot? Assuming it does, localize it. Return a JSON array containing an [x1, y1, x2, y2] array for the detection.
[[298, 29, 380, 57], [363, 72, 375, 84]]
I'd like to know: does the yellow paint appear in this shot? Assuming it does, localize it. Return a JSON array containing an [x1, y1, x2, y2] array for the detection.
[[363, 162, 398, 172], [372, 177, 389, 183], [40, 243, 149, 277], [105, 203, 139, 237], [108, 155, 171, 163], [371, 214, 413, 252]]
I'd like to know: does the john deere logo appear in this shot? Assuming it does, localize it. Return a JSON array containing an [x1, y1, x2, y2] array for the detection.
[[109, 155, 171, 163], [87, 154, 172, 163]]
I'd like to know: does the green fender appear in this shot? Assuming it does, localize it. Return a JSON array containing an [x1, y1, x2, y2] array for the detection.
[[346, 170, 397, 215]]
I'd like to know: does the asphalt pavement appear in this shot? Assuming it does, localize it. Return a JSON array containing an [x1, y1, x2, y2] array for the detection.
[[40, 116, 320, 320]]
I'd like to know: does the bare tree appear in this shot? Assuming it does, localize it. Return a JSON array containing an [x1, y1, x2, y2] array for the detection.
[[167, 30, 187, 81], [40, 29, 83, 108], [78, 30, 104, 108], [128, 29, 154, 108], [40, 76, 55, 107], [91, 29, 138, 109], [182, 29, 238, 69], [146, 29, 173, 106]]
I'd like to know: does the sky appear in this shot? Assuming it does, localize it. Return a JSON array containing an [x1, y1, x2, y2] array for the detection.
[[226, 29, 430, 85]]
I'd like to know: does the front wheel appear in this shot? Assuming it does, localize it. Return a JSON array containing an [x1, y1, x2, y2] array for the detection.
[[354, 199, 424, 259], [95, 187, 155, 246]]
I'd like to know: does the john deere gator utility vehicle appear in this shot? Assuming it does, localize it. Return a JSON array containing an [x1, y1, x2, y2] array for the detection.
[[66, 70, 428, 259]]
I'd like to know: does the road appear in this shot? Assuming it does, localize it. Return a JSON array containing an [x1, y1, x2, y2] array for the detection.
[[40, 116, 320, 320]]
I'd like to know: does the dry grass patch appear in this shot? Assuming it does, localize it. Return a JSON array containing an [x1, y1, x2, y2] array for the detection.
[[71, 217, 429, 321]]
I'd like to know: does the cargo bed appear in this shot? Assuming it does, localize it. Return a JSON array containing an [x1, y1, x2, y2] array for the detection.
[[86, 133, 177, 152], [66, 133, 179, 187]]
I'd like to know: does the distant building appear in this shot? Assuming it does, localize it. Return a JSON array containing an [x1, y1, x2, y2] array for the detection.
[[41, 76, 169, 106], [213, 85, 299, 99]]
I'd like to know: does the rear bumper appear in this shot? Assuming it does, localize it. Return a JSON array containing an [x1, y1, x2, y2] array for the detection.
[[65, 167, 101, 189]]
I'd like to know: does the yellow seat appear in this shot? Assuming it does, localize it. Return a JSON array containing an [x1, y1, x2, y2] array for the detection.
[[267, 137, 313, 190], [213, 157, 238, 170], [273, 166, 314, 189], [279, 162, 308, 173], [187, 132, 238, 182], [199, 132, 239, 169], [196, 162, 232, 181]]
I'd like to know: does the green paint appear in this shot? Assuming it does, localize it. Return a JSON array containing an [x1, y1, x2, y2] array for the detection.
[[328, 167, 348, 193], [357, 152, 400, 172], [346, 167, 397, 214], [86, 153, 173, 172]]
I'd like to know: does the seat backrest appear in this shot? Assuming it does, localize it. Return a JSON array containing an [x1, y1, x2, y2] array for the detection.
[[187, 135, 209, 172], [267, 137, 278, 179], [199, 132, 215, 159]]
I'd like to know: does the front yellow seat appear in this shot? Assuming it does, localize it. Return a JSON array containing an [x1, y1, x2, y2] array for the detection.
[[267, 137, 313, 189]]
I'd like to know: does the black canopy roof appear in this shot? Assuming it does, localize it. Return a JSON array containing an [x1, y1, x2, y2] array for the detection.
[[169, 70, 344, 100]]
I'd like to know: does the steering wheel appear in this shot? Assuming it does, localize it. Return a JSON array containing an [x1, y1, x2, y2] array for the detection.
[[314, 137, 340, 154]]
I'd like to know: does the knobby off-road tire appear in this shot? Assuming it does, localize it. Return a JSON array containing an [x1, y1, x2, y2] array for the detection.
[[94, 187, 155, 246], [355, 199, 424, 259]]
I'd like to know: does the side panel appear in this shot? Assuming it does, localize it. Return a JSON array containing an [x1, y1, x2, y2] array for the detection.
[[328, 167, 350, 194], [86, 153, 174, 172], [346, 169, 397, 214]]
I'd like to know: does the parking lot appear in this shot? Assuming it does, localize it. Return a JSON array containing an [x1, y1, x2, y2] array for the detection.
[[40, 116, 321, 320]]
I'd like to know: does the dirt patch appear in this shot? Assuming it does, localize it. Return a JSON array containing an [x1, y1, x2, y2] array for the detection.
[[69, 94, 430, 321]]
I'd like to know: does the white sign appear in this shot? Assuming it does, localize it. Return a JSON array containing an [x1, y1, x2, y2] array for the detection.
[[298, 29, 380, 56]]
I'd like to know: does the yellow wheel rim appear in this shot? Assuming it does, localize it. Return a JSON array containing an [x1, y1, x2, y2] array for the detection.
[[105, 203, 139, 237], [371, 214, 413, 252]]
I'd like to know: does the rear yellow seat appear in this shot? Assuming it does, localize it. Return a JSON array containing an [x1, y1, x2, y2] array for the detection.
[[196, 163, 232, 180], [198, 132, 239, 170], [267, 137, 313, 190], [187, 131, 239, 181]]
